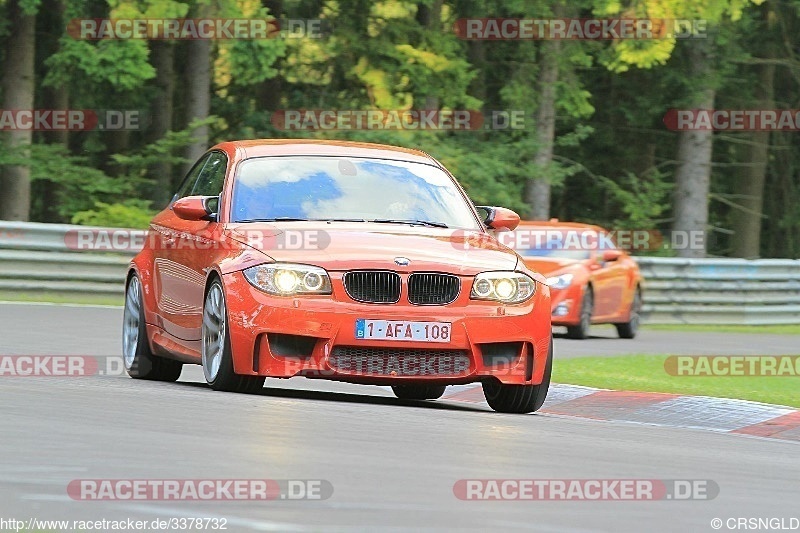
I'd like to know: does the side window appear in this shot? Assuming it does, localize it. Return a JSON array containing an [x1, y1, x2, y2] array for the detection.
[[174, 153, 212, 200], [191, 151, 228, 197]]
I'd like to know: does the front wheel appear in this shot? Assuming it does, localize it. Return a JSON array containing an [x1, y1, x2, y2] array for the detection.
[[123, 274, 183, 381], [615, 288, 642, 339], [482, 338, 552, 414], [566, 288, 593, 340], [202, 279, 265, 394], [392, 384, 447, 400]]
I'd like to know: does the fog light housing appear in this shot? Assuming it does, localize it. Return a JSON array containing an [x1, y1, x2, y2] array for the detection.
[[553, 302, 570, 316]]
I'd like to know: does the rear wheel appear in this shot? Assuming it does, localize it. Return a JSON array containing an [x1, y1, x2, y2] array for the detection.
[[122, 275, 183, 381], [202, 279, 265, 394], [392, 384, 447, 400], [482, 337, 552, 414], [615, 288, 642, 339], [566, 288, 593, 340]]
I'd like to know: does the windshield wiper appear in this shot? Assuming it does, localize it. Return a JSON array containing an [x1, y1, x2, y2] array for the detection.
[[235, 217, 310, 223], [371, 219, 449, 228], [236, 217, 448, 228], [235, 217, 372, 224]]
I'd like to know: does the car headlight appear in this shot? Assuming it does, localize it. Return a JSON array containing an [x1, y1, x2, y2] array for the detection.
[[470, 272, 536, 303], [546, 273, 574, 290], [243, 263, 332, 296]]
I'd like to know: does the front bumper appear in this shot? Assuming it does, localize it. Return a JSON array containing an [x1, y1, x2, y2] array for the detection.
[[549, 285, 583, 326], [223, 270, 552, 386]]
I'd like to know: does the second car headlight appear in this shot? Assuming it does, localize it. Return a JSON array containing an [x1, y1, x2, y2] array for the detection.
[[470, 272, 536, 304], [545, 273, 574, 290], [243, 263, 332, 296]]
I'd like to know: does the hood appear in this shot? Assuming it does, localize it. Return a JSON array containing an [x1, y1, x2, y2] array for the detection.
[[224, 222, 519, 275], [518, 256, 585, 276]]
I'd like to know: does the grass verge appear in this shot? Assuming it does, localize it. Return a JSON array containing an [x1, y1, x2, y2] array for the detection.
[[554, 354, 800, 408], [643, 324, 800, 335], [0, 290, 123, 307]]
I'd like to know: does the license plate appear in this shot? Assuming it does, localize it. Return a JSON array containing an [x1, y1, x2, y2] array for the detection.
[[355, 319, 451, 343]]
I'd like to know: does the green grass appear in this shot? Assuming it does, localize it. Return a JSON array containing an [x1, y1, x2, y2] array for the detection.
[[555, 354, 800, 408], [643, 324, 800, 335], [0, 290, 123, 307]]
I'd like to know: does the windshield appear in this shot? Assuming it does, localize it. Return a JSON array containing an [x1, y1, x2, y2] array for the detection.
[[518, 248, 591, 260], [231, 156, 480, 229], [504, 228, 605, 260]]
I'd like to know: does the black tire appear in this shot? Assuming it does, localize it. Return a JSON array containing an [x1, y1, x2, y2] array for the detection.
[[566, 287, 593, 340], [202, 279, 265, 394], [392, 384, 447, 400], [615, 287, 642, 339], [482, 337, 553, 414], [123, 275, 183, 382]]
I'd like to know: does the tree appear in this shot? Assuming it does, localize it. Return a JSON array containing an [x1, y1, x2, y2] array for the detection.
[[525, 35, 561, 220], [182, 38, 211, 174], [730, 1, 776, 258], [672, 39, 717, 259], [148, 41, 177, 206], [0, 0, 37, 221], [597, 0, 766, 257]]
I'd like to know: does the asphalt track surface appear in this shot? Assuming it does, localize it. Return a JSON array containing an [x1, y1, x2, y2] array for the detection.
[[1, 303, 798, 532]]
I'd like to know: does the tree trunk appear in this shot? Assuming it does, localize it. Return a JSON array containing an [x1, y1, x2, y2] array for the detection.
[[524, 37, 560, 220], [672, 41, 715, 258], [730, 4, 776, 258], [148, 41, 176, 207], [103, 129, 130, 176], [467, 40, 486, 105], [0, 1, 36, 221], [39, 0, 68, 222], [417, 0, 442, 112], [729, 79, 772, 258], [259, 0, 283, 114], [182, 37, 211, 174], [416, 0, 442, 28]]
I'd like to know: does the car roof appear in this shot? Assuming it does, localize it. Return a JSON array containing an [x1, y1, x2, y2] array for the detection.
[[516, 220, 607, 233], [213, 139, 436, 165]]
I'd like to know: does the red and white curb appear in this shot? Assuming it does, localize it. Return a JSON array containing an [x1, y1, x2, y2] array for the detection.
[[442, 384, 800, 443]]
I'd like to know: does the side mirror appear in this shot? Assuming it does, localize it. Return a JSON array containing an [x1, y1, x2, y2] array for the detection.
[[602, 249, 623, 262], [476, 206, 520, 232], [172, 195, 218, 222]]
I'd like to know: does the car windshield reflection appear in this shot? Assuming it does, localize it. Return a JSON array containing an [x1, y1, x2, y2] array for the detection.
[[232, 156, 479, 229]]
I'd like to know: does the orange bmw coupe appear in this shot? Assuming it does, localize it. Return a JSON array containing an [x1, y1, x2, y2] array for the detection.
[[505, 220, 643, 340], [123, 140, 553, 413]]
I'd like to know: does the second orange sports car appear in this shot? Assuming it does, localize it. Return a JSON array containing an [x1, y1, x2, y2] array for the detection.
[[504, 220, 642, 339], [123, 140, 553, 413]]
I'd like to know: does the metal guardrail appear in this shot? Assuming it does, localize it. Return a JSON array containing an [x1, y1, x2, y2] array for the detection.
[[1, 221, 799, 324], [636, 257, 800, 324], [0, 221, 135, 299]]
